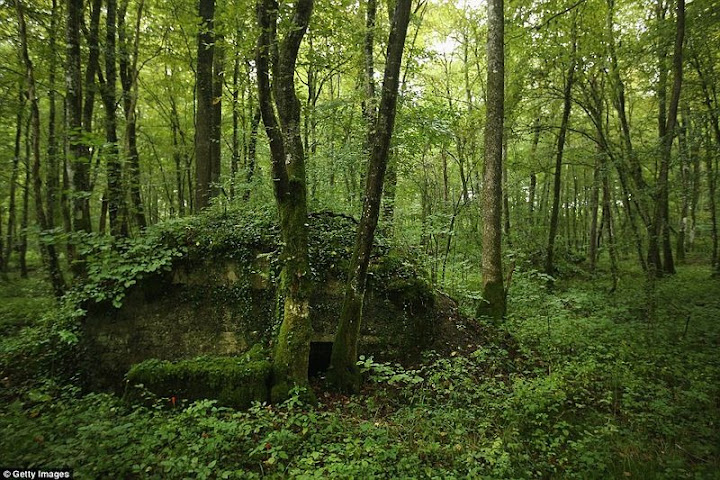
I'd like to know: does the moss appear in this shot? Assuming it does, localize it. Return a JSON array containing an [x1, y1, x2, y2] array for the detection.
[[125, 345, 271, 409], [386, 276, 435, 312], [371, 251, 435, 312]]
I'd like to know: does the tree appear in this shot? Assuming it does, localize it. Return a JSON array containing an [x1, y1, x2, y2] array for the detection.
[[119, 0, 147, 229], [66, 0, 93, 236], [478, 0, 505, 318], [102, 0, 129, 237], [195, 0, 218, 210], [545, 16, 577, 278], [16, 0, 65, 296], [256, 0, 315, 401], [328, 0, 412, 393]]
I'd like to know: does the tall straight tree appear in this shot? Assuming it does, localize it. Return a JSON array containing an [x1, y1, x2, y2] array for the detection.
[[46, 0, 60, 235], [478, 0, 505, 318], [16, 0, 66, 297], [651, 0, 684, 277], [256, 0, 314, 401], [66, 0, 92, 235], [119, 0, 147, 228], [102, 0, 128, 237], [329, 0, 412, 393], [3, 88, 24, 272], [195, 0, 217, 210], [546, 18, 577, 277]]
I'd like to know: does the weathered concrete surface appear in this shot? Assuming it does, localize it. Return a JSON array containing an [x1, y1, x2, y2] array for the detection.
[[82, 214, 477, 391]]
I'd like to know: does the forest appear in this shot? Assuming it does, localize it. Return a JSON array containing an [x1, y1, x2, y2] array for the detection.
[[0, 0, 719, 477]]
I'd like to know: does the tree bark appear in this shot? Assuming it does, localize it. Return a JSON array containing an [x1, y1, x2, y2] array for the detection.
[[66, 0, 93, 236], [602, 160, 619, 291], [3, 88, 24, 272], [589, 155, 600, 272], [476, 0, 506, 318], [211, 38, 224, 196], [46, 0, 60, 237], [652, 0, 684, 277], [195, 0, 216, 210], [244, 108, 261, 201], [16, 0, 66, 296], [676, 110, 691, 262], [20, 124, 30, 278], [169, 93, 187, 216], [328, 0, 412, 392], [82, 0, 102, 142], [103, 0, 128, 237], [546, 22, 576, 277], [705, 126, 719, 273], [257, 0, 315, 401], [119, 0, 147, 228], [231, 54, 241, 200], [502, 141, 511, 245]]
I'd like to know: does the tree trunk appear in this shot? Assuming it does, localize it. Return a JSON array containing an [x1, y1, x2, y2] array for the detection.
[[244, 108, 261, 201], [46, 0, 60, 237], [195, 0, 216, 210], [676, 109, 691, 262], [546, 23, 576, 277], [602, 160, 619, 291], [653, 0, 684, 277], [502, 141, 511, 245], [119, 0, 147, 228], [257, 0, 315, 401], [66, 0, 93, 237], [362, 0, 377, 148], [3, 88, 24, 272], [103, 0, 128, 237], [82, 0, 102, 143], [211, 38, 224, 197], [16, 0, 66, 296], [329, 0, 411, 392], [231, 54, 241, 200], [528, 116, 541, 225], [607, 0, 653, 272], [20, 129, 30, 279], [705, 127, 719, 273], [691, 50, 720, 273], [476, 0, 506, 318], [589, 155, 600, 272]]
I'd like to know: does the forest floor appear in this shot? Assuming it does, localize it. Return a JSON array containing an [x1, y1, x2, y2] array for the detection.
[[1, 262, 718, 479]]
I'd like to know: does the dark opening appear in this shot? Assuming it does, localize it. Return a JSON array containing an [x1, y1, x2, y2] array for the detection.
[[308, 342, 333, 378]]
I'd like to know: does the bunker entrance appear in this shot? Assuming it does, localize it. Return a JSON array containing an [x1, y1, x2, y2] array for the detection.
[[308, 342, 333, 378]]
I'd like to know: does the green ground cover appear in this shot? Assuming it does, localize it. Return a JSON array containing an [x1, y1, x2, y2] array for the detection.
[[1, 265, 718, 479]]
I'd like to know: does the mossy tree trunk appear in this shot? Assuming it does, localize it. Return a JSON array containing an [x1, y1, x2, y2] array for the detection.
[[328, 0, 411, 393], [256, 0, 314, 402]]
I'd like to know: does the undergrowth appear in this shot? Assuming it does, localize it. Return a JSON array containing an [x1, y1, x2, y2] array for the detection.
[[1, 260, 718, 479]]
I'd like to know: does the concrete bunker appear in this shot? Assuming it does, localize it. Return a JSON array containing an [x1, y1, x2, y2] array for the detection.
[[80, 211, 478, 403]]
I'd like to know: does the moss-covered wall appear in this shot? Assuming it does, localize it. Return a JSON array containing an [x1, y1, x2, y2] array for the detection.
[[81, 210, 444, 391]]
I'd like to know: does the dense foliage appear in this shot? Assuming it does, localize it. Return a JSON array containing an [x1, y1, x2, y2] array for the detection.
[[1, 265, 718, 478], [1, 0, 719, 476]]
